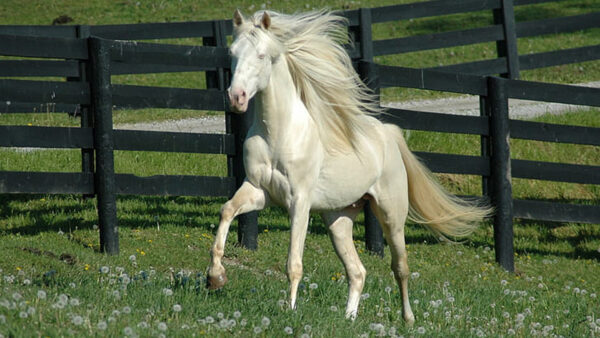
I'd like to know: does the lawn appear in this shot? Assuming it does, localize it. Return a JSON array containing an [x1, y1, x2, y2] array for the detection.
[[1, 0, 599, 336], [1, 109, 599, 336]]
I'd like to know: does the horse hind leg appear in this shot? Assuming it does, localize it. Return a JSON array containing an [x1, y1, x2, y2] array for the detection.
[[207, 180, 267, 290], [369, 196, 415, 326], [322, 206, 365, 320]]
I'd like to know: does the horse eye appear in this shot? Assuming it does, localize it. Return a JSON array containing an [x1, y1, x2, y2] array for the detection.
[[258, 53, 266, 60]]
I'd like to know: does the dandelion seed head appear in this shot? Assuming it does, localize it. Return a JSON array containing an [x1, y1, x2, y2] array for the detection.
[[162, 288, 173, 296], [254, 326, 262, 334], [173, 304, 182, 312], [97, 321, 108, 330], [411, 272, 420, 279], [37, 290, 47, 300], [233, 310, 242, 318], [261, 316, 271, 326], [122, 306, 131, 314], [284, 326, 293, 335], [157, 322, 167, 331], [309, 283, 318, 290], [19, 311, 28, 319], [123, 327, 134, 336], [417, 326, 426, 334], [70, 298, 80, 306], [72, 315, 83, 325], [100, 266, 110, 274]]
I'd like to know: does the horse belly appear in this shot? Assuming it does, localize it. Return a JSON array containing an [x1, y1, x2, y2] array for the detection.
[[310, 152, 380, 211]]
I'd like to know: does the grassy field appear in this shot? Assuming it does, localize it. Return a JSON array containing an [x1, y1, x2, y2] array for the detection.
[[1, 109, 599, 336], [1, 0, 600, 336]]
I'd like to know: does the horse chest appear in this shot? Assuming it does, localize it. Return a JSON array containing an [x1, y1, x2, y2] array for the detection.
[[244, 135, 315, 207]]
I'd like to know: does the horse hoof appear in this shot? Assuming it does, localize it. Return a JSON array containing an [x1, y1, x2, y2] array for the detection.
[[206, 273, 228, 290]]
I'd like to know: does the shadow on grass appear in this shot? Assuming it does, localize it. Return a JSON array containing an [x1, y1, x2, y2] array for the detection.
[[2, 195, 598, 262]]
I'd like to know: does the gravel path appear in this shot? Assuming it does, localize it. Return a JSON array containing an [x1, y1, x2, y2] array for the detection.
[[116, 81, 599, 134]]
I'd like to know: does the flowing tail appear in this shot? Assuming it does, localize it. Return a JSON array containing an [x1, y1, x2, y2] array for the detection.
[[385, 124, 493, 241]]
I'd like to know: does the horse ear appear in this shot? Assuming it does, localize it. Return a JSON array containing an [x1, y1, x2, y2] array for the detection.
[[233, 9, 244, 27], [261, 11, 271, 30]]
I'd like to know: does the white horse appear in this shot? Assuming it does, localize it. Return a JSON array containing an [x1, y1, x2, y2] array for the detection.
[[207, 9, 491, 325]]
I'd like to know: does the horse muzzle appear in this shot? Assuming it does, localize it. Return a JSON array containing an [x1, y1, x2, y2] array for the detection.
[[228, 87, 248, 113]]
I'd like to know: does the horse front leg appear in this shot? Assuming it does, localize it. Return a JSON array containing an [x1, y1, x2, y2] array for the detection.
[[286, 198, 311, 310], [207, 180, 267, 289]]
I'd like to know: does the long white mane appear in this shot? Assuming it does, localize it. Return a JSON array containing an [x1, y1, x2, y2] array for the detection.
[[239, 10, 383, 151]]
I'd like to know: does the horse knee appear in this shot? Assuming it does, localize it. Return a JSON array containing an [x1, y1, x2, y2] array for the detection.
[[220, 201, 236, 221], [287, 260, 303, 282], [348, 264, 366, 284]]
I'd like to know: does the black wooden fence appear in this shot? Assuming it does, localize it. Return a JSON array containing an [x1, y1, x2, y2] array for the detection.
[[366, 64, 600, 271], [1, 0, 599, 271]]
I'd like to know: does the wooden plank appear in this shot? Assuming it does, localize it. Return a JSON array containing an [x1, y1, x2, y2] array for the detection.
[[370, 0, 502, 23], [109, 40, 229, 68], [379, 108, 489, 135], [513, 199, 600, 224], [0, 25, 76, 38], [90, 20, 215, 40], [111, 85, 226, 111], [519, 45, 600, 71], [494, 0, 520, 79], [0, 126, 93, 148], [373, 25, 503, 56], [429, 57, 508, 75], [516, 13, 600, 38], [0, 79, 90, 105], [414, 151, 490, 176], [377, 65, 487, 95], [506, 78, 600, 107], [0, 171, 94, 194], [514, 0, 587, 6], [111, 62, 216, 75], [0, 34, 87, 59], [510, 120, 600, 146], [0, 102, 80, 114], [114, 130, 235, 155], [115, 174, 236, 197], [512, 159, 600, 184], [0, 60, 80, 77]]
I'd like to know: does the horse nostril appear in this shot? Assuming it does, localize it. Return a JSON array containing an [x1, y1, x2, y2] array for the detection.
[[241, 90, 246, 97]]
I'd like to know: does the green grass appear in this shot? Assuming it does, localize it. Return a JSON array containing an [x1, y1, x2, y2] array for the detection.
[[1, 195, 599, 336], [1, 109, 598, 336], [1, 1, 599, 336]]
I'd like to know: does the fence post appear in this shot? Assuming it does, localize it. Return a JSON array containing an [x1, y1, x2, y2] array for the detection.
[[232, 103, 259, 250], [494, 0, 520, 79], [204, 20, 259, 250], [356, 7, 384, 257], [480, 96, 491, 197], [89, 37, 119, 255], [76, 25, 95, 195], [487, 76, 514, 272]]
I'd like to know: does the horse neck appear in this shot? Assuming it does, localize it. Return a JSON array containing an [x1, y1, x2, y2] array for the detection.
[[254, 56, 309, 136]]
